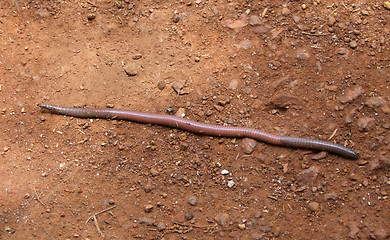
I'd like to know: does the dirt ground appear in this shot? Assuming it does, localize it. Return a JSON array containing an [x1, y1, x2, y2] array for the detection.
[[0, 0, 389, 239]]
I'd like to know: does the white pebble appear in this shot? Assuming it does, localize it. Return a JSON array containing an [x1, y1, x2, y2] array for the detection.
[[228, 180, 235, 188], [221, 169, 229, 175]]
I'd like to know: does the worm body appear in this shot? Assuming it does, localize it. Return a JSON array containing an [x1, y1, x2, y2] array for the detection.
[[38, 104, 359, 159]]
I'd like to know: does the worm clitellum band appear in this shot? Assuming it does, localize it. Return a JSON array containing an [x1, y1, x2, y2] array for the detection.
[[38, 104, 359, 159]]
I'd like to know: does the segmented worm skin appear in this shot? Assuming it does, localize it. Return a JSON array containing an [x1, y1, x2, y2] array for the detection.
[[38, 104, 359, 159]]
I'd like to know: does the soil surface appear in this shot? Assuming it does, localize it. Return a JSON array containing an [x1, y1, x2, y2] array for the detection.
[[1, 0, 389, 239]]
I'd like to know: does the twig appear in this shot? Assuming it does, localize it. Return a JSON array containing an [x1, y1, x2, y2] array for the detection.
[[33, 187, 45, 206], [93, 214, 104, 237], [43, 227, 51, 237], [328, 128, 338, 140], [302, 32, 330, 36], [85, 205, 116, 223]]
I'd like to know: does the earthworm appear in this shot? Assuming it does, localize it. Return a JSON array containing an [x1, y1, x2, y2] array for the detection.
[[38, 104, 359, 159]]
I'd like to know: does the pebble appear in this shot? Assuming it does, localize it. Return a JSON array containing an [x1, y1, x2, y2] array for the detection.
[[123, 63, 138, 76], [236, 39, 252, 49], [296, 48, 310, 60], [188, 196, 197, 206], [269, 94, 302, 110], [348, 222, 359, 239], [249, 15, 261, 26], [229, 79, 239, 90], [357, 117, 376, 132], [221, 169, 229, 175], [227, 179, 235, 188], [349, 40, 357, 49], [241, 138, 258, 154], [251, 233, 264, 239], [308, 202, 319, 212], [292, 15, 301, 23], [144, 204, 154, 213], [339, 86, 363, 104], [311, 151, 328, 160], [171, 81, 184, 94], [323, 192, 338, 201], [215, 213, 229, 225], [155, 222, 166, 231], [260, 226, 271, 233], [345, 109, 357, 124], [185, 211, 194, 221], [384, 2, 390, 10], [157, 81, 166, 90], [366, 97, 385, 108], [87, 13, 96, 21], [372, 228, 389, 240], [140, 216, 154, 226], [238, 223, 246, 230], [297, 166, 320, 187], [150, 168, 159, 177], [328, 15, 336, 26], [132, 53, 142, 60], [336, 47, 349, 55], [174, 108, 186, 118], [281, 6, 290, 16], [224, 15, 248, 29], [143, 178, 154, 193]]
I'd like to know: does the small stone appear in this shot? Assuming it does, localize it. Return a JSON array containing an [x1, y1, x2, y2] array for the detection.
[[228, 180, 235, 188], [251, 233, 264, 239], [281, 6, 290, 16], [175, 212, 186, 223], [156, 222, 166, 231], [311, 151, 328, 160], [144, 204, 154, 213], [361, 9, 369, 16], [372, 228, 389, 240], [249, 15, 261, 26], [143, 178, 154, 193], [140, 216, 154, 225], [308, 202, 319, 212], [260, 226, 271, 233], [132, 53, 142, 60], [188, 196, 197, 206], [357, 159, 368, 166], [296, 48, 310, 60], [339, 86, 363, 104], [328, 15, 336, 26], [357, 117, 376, 132], [324, 192, 338, 201], [269, 94, 302, 110], [384, 2, 390, 10], [349, 40, 357, 49], [229, 79, 239, 90], [366, 97, 385, 109], [123, 63, 138, 76], [221, 169, 229, 175], [157, 81, 166, 90], [172, 11, 180, 23], [215, 213, 229, 225], [345, 109, 357, 124], [87, 13, 96, 21], [150, 168, 159, 176], [185, 211, 194, 220], [174, 108, 186, 118], [241, 138, 258, 154], [337, 47, 349, 55], [297, 166, 320, 187], [171, 81, 184, 94], [238, 223, 246, 230], [292, 15, 301, 23], [302, 4, 307, 9], [348, 222, 359, 239]]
